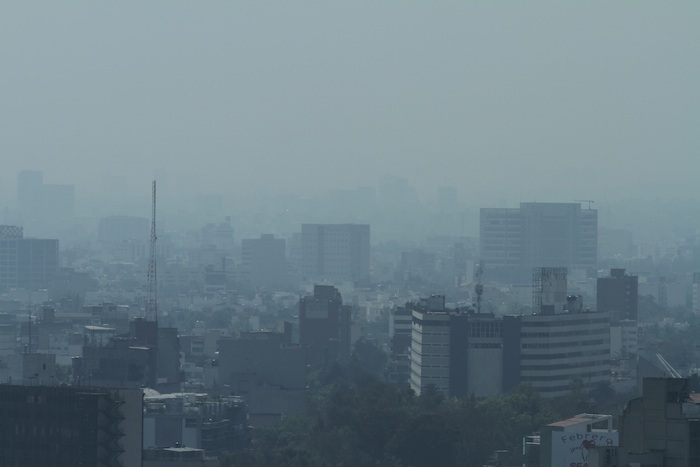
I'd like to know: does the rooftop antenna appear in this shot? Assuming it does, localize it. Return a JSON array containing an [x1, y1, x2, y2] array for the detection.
[[146, 180, 158, 323]]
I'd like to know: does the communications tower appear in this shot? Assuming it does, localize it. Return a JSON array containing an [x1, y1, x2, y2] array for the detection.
[[146, 180, 158, 322]]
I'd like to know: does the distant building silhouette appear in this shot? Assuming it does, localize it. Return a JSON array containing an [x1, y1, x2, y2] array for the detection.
[[0, 225, 58, 292], [241, 234, 287, 289], [480, 202, 597, 282], [16, 170, 74, 235], [301, 224, 370, 283], [201, 218, 234, 253]]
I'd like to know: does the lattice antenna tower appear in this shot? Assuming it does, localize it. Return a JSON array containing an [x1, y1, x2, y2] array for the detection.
[[146, 180, 158, 322], [474, 261, 484, 314]]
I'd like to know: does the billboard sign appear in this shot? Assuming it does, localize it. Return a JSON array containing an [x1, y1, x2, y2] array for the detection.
[[551, 430, 618, 467]]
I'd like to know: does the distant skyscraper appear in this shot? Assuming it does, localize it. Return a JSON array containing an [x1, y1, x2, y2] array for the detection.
[[241, 234, 287, 289], [301, 223, 370, 283], [299, 285, 351, 370], [597, 268, 639, 322], [480, 202, 597, 282], [0, 225, 58, 292]]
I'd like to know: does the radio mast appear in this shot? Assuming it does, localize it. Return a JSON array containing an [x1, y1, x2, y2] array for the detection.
[[146, 180, 158, 322]]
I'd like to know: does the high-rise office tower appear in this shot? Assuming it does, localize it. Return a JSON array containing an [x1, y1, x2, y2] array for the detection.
[[597, 268, 639, 322], [299, 285, 351, 370], [480, 202, 597, 282], [301, 224, 370, 283]]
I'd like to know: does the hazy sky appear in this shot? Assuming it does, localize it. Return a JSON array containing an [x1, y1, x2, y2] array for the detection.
[[1, 2, 698, 201]]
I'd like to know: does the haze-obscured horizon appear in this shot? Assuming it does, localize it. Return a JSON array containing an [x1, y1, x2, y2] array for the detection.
[[1, 2, 698, 206]]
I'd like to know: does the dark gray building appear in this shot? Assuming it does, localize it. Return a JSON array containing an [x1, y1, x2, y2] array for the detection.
[[597, 268, 638, 322], [299, 285, 352, 371], [0, 384, 143, 467]]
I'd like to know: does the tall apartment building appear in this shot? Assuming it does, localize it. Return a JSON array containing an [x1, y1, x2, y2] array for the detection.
[[240, 234, 287, 289], [0, 225, 58, 292], [480, 202, 597, 282], [0, 385, 143, 467], [301, 223, 370, 283], [299, 285, 351, 370], [597, 268, 638, 322]]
